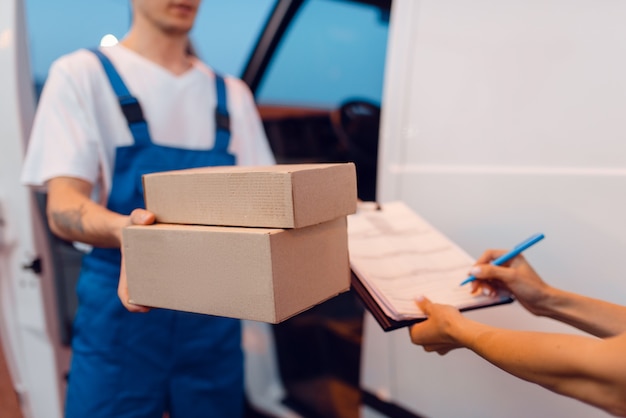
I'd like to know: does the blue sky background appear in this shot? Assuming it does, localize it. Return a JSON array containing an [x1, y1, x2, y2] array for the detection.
[[25, 0, 275, 81]]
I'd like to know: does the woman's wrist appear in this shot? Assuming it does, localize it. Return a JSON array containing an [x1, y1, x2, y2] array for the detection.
[[450, 316, 488, 349], [529, 285, 563, 318]]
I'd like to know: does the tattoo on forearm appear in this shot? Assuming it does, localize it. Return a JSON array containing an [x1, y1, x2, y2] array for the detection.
[[51, 204, 86, 236]]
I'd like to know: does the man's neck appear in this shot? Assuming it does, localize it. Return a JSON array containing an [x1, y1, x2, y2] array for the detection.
[[120, 28, 192, 76]]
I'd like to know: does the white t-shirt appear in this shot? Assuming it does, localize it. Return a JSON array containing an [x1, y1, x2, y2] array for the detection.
[[21, 45, 275, 204]]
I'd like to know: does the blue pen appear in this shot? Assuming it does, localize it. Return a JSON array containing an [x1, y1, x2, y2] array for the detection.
[[460, 233, 545, 286]]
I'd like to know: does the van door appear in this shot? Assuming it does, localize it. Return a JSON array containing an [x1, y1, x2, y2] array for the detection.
[[0, 1, 68, 417]]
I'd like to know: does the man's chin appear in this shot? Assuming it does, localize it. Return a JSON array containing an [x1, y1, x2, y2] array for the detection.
[[162, 23, 195, 36]]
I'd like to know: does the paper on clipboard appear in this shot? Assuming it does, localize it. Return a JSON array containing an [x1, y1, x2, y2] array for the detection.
[[348, 201, 513, 329]]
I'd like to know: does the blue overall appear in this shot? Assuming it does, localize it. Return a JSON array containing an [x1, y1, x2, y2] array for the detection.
[[65, 49, 243, 418]]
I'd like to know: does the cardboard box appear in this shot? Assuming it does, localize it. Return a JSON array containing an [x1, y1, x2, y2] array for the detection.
[[143, 163, 357, 228], [123, 217, 350, 323]]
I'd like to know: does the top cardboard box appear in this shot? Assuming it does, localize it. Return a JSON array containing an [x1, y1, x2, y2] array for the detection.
[[143, 163, 357, 228]]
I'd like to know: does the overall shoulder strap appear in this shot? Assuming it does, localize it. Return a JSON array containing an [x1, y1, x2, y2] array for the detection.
[[90, 48, 151, 146], [213, 73, 231, 152]]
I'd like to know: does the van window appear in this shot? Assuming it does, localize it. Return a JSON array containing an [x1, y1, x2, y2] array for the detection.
[[256, 0, 389, 108]]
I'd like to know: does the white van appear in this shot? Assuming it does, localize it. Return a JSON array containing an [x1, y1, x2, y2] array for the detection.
[[1, 1, 622, 417]]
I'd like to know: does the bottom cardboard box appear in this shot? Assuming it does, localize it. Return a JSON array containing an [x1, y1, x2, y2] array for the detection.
[[123, 217, 350, 323]]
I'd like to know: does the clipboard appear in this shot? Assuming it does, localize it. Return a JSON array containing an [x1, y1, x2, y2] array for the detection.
[[351, 270, 424, 331], [348, 201, 514, 332], [351, 269, 514, 332]]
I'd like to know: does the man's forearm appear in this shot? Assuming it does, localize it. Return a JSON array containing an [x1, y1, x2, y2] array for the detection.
[[47, 177, 128, 248]]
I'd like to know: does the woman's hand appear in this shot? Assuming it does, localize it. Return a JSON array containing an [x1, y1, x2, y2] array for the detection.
[[469, 250, 553, 316], [409, 296, 467, 355]]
